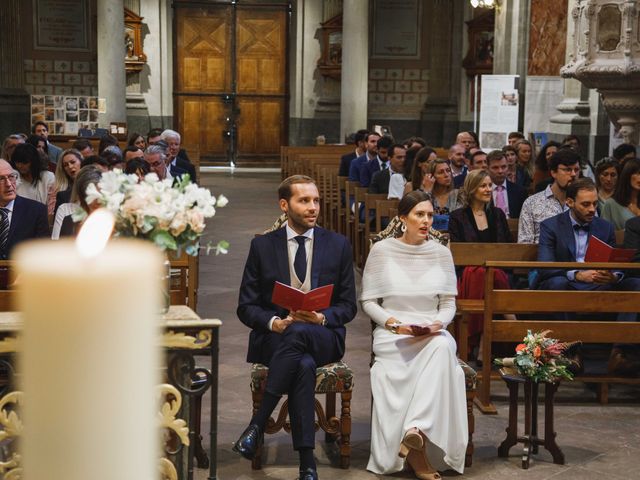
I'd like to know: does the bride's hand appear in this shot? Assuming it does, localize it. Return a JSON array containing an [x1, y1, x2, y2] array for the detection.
[[427, 321, 443, 335]]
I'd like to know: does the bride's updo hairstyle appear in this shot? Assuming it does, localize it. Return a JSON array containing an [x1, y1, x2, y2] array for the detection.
[[398, 190, 433, 217]]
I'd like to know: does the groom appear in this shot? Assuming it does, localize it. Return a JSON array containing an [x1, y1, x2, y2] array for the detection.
[[234, 175, 357, 480]]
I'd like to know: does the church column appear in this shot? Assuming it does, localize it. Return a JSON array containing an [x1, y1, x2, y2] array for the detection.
[[340, 0, 368, 142], [0, 0, 29, 136], [97, 0, 127, 126], [549, 0, 591, 142]]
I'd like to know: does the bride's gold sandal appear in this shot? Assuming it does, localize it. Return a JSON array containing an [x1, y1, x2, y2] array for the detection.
[[406, 448, 441, 480], [398, 427, 424, 457]]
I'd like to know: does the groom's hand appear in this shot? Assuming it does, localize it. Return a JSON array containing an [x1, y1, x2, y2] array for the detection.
[[272, 316, 292, 333], [291, 310, 324, 325]]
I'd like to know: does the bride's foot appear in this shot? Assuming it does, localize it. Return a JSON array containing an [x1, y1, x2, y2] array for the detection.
[[398, 427, 423, 457], [406, 447, 441, 480]]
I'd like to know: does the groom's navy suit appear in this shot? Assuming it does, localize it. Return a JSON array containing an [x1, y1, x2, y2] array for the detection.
[[237, 225, 356, 449]]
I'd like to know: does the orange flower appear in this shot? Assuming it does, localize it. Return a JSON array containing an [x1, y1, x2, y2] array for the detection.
[[516, 343, 526, 353], [533, 346, 542, 358]]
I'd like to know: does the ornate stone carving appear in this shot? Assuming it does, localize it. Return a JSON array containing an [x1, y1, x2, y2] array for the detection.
[[562, 0, 640, 143], [158, 384, 190, 447], [162, 330, 212, 349], [0, 391, 23, 480]]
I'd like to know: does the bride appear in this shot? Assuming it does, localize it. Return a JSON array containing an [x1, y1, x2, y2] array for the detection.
[[361, 190, 468, 479]]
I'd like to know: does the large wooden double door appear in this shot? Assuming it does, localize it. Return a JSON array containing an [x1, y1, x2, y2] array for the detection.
[[174, 1, 289, 167]]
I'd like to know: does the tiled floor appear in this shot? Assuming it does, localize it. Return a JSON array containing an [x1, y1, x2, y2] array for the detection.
[[195, 172, 640, 480]]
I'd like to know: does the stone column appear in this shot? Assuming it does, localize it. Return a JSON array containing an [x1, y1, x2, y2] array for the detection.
[[98, 0, 127, 126], [340, 0, 368, 142], [0, 0, 29, 137], [549, 0, 591, 143]]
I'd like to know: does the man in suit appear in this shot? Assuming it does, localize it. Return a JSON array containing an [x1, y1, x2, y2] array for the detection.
[[338, 129, 367, 177], [358, 135, 393, 188], [0, 160, 48, 260], [536, 178, 640, 375], [161, 129, 197, 183], [487, 150, 527, 219], [233, 175, 357, 480], [32, 121, 62, 165], [369, 143, 406, 198], [348, 132, 379, 182], [144, 145, 186, 183], [624, 216, 640, 262]]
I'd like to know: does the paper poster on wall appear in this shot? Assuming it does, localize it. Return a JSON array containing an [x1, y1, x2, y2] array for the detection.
[[479, 75, 520, 151], [31, 95, 99, 136], [524, 77, 564, 138]]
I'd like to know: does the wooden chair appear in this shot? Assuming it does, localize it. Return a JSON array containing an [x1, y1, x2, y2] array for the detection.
[[343, 181, 359, 249], [507, 218, 519, 241], [250, 214, 354, 469], [336, 176, 348, 236], [374, 199, 399, 233], [363, 193, 387, 262], [168, 251, 199, 310], [352, 186, 368, 268]]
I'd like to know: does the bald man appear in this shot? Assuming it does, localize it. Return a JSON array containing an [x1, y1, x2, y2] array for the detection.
[[455, 132, 476, 151]]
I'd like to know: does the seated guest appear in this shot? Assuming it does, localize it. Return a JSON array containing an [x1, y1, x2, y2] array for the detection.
[[594, 157, 619, 212], [54, 148, 83, 215], [562, 136, 595, 180], [532, 141, 561, 192], [98, 134, 119, 155], [449, 170, 512, 243], [359, 135, 393, 188], [101, 146, 125, 170], [1, 134, 25, 163], [613, 143, 637, 166], [127, 132, 146, 151], [507, 131, 525, 146], [369, 144, 407, 199], [487, 150, 526, 219], [455, 131, 476, 151], [502, 144, 518, 183], [421, 158, 462, 231], [514, 139, 534, 190], [72, 139, 94, 159], [161, 129, 197, 182], [535, 178, 640, 375], [145, 145, 185, 182], [338, 129, 367, 177], [81, 155, 110, 172], [361, 191, 467, 478], [146, 128, 163, 146], [403, 146, 437, 196], [123, 145, 144, 162], [449, 144, 468, 187], [124, 158, 150, 181], [518, 149, 581, 243], [12, 143, 56, 216], [25, 134, 51, 170], [469, 150, 488, 172], [601, 158, 640, 230], [348, 132, 379, 182], [449, 169, 513, 356], [52, 165, 103, 239], [624, 215, 640, 262], [0, 159, 48, 258], [32, 121, 62, 165]]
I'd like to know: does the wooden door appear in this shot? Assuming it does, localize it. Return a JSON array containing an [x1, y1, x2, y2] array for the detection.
[[174, 2, 289, 167]]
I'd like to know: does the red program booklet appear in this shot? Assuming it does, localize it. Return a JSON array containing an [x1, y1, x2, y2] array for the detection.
[[584, 235, 635, 262], [271, 282, 334, 312]]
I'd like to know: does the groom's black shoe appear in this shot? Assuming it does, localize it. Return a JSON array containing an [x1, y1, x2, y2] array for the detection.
[[298, 467, 318, 480], [232, 424, 262, 460]]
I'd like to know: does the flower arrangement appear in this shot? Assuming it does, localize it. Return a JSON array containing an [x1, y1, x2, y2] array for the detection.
[[494, 330, 576, 383], [82, 170, 228, 255]]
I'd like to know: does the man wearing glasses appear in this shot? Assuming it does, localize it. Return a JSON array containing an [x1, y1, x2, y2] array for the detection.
[[0, 160, 48, 260], [518, 149, 581, 244]]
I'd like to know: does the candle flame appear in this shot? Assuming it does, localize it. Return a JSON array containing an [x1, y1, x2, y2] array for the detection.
[[76, 209, 115, 258]]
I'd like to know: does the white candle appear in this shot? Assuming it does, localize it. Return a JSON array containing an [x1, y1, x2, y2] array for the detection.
[[15, 220, 162, 480]]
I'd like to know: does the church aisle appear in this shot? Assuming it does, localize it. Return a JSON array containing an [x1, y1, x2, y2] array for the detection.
[[194, 172, 640, 480]]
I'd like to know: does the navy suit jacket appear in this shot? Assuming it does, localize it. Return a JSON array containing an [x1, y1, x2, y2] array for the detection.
[[348, 153, 368, 182], [176, 149, 197, 183], [359, 158, 384, 188], [535, 210, 616, 286], [339, 151, 357, 177], [6, 196, 49, 257], [237, 226, 357, 363]]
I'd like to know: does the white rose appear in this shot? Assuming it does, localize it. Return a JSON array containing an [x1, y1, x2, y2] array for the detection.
[[216, 194, 229, 207]]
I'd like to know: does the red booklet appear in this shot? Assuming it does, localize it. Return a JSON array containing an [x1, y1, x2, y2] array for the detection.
[[584, 235, 635, 262], [271, 282, 334, 312]]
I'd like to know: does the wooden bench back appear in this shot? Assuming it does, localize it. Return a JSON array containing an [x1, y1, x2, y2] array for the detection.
[[281, 145, 351, 178], [450, 242, 538, 266]]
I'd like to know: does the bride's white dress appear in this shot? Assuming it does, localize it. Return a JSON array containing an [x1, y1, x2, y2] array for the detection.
[[361, 238, 468, 475]]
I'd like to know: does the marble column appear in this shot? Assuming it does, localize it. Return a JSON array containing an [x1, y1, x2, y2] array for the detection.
[[549, 0, 591, 142], [340, 0, 368, 142], [98, 0, 127, 126], [0, 0, 29, 137], [421, 0, 464, 146]]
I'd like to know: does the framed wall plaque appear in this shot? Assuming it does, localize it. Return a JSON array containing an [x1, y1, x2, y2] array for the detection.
[[33, 0, 91, 51], [372, 0, 421, 59]]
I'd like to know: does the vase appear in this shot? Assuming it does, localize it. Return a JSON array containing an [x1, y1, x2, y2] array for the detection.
[[161, 254, 171, 314]]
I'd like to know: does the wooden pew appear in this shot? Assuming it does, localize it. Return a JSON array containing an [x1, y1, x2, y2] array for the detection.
[[168, 251, 199, 310], [280, 145, 352, 179], [478, 260, 640, 413], [450, 243, 538, 363], [363, 193, 387, 262], [343, 180, 359, 249], [374, 199, 399, 233]]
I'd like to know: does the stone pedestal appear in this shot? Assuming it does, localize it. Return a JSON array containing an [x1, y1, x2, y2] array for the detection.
[[339, 0, 368, 142], [0, 0, 29, 137], [98, 0, 127, 126]]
